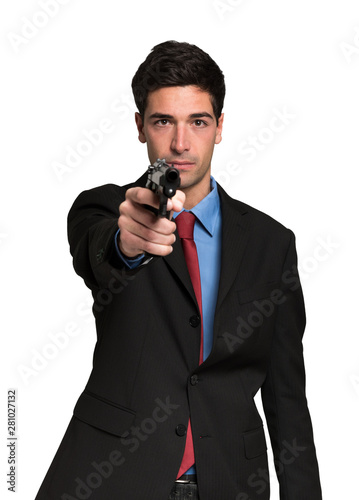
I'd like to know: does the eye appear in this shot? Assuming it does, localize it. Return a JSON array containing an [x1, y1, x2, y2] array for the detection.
[[155, 119, 169, 126], [193, 119, 207, 127]]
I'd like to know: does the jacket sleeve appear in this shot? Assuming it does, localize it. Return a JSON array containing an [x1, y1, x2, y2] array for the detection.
[[67, 183, 149, 291], [261, 230, 322, 499]]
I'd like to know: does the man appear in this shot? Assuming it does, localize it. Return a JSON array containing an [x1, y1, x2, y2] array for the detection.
[[35, 41, 322, 499]]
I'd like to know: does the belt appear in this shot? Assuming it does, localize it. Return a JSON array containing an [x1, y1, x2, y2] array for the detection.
[[175, 474, 197, 484]]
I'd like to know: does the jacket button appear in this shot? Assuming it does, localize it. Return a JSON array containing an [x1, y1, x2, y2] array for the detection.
[[190, 374, 199, 386], [176, 424, 187, 437], [189, 315, 200, 327]]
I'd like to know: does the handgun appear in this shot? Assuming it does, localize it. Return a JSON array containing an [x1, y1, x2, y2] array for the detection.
[[146, 159, 181, 218]]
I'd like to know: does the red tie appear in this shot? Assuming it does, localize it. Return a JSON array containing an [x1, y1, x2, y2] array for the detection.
[[175, 211, 203, 478]]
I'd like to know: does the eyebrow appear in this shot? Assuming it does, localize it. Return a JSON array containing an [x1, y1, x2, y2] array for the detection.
[[148, 112, 214, 121]]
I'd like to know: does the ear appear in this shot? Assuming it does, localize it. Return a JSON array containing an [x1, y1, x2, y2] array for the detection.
[[135, 112, 147, 143], [215, 113, 224, 145]]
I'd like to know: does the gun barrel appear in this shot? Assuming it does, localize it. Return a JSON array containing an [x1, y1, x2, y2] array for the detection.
[[165, 167, 180, 182], [146, 159, 181, 218]]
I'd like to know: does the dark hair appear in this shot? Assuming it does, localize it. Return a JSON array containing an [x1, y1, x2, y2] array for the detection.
[[131, 41, 225, 123]]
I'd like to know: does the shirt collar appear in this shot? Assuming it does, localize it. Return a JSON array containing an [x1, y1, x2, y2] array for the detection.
[[173, 177, 220, 236]]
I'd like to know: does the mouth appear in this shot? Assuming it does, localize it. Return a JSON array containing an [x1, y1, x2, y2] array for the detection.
[[168, 161, 195, 171]]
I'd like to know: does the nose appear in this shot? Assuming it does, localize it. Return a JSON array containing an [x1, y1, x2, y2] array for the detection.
[[170, 125, 190, 154]]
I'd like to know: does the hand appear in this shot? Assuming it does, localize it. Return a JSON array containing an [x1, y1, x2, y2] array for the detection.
[[117, 187, 185, 257]]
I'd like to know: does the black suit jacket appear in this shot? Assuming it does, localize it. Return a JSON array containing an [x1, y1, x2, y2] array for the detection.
[[35, 173, 322, 499]]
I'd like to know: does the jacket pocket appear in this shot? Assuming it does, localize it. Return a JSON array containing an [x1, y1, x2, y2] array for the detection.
[[243, 426, 267, 459], [73, 390, 136, 437], [236, 281, 281, 304]]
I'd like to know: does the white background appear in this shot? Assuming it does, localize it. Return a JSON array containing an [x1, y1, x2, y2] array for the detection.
[[1, 0, 359, 498]]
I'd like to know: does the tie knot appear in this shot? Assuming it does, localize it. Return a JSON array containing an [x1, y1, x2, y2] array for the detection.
[[175, 211, 196, 240]]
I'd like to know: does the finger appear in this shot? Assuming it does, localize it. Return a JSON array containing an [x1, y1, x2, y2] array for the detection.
[[120, 199, 177, 235], [168, 190, 186, 213], [167, 190, 186, 220], [126, 187, 160, 209], [119, 228, 174, 257], [120, 216, 176, 246]]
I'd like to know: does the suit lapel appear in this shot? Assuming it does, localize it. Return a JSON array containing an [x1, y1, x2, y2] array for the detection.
[[215, 184, 250, 313]]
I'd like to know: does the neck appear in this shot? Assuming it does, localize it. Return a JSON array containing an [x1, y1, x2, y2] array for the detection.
[[182, 179, 211, 210]]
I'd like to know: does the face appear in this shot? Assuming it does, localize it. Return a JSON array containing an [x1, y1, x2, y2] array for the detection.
[[135, 85, 224, 206]]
